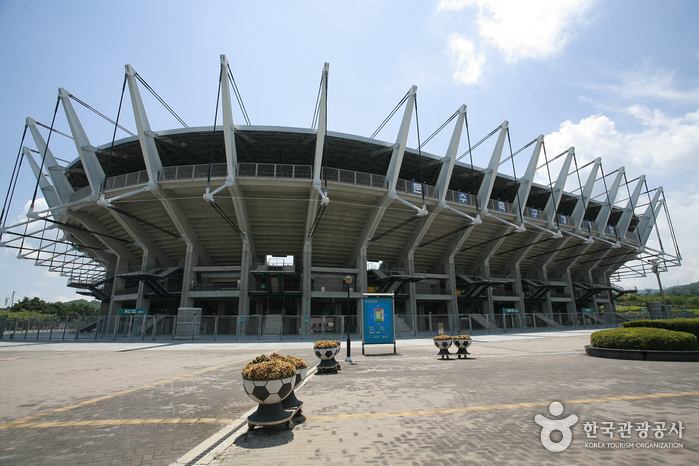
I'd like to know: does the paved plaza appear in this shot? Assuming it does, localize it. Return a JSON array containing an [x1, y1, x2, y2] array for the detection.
[[0, 330, 697, 465]]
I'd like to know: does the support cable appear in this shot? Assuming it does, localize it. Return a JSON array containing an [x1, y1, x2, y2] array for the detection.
[[103, 205, 181, 240], [134, 72, 188, 128], [622, 172, 642, 243], [368, 215, 421, 244], [308, 67, 330, 240], [419, 109, 459, 149], [226, 63, 251, 125], [525, 240, 587, 260], [41, 216, 135, 244], [69, 93, 136, 137], [456, 125, 500, 163], [599, 164, 619, 241], [541, 141, 561, 230], [494, 235, 558, 257], [644, 179, 665, 252], [459, 230, 520, 253], [31, 96, 61, 211], [207, 65, 223, 191], [536, 149, 569, 171], [33, 121, 73, 140], [370, 90, 410, 139], [311, 74, 323, 130], [571, 153, 592, 237], [102, 73, 129, 194], [414, 95, 426, 208], [547, 158, 597, 189], [506, 128, 524, 224], [464, 111, 479, 211], [417, 222, 474, 249], [209, 202, 245, 239], [661, 192, 681, 259], [499, 137, 537, 167], [307, 203, 327, 239], [1, 124, 28, 235]]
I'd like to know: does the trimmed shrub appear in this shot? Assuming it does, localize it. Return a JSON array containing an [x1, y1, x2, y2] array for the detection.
[[591, 327, 697, 351], [623, 318, 699, 339]]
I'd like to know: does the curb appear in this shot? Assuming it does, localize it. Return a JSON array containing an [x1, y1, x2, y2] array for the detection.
[[584, 345, 699, 362]]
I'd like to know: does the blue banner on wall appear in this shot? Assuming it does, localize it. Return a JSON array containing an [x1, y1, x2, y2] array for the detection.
[[362, 297, 394, 345], [411, 182, 423, 196]]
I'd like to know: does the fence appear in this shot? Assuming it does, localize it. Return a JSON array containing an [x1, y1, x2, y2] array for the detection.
[[3, 310, 691, 343]]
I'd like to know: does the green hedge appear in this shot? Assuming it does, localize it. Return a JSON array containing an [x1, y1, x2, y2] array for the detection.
[[591, 327, 698, 351], [622, 318, 699, 338]]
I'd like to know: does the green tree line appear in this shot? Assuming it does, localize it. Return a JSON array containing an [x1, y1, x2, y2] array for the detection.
[[4, 297, 100, 318], [616, 287, 699, 309]]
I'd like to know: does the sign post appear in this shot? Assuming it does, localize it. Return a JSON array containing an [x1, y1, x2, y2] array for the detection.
[[361, 293, 396, 355]]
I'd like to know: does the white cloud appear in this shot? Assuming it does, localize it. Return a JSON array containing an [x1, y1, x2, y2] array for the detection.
[[439, 0, 596, 62], [541, 109, 698, 289], [598, 62, 699, 104], [446, 33, 485, 84], [542, 107, 699, 176]]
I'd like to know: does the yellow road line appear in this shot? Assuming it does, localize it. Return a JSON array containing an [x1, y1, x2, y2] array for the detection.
[[9, 418, 235, 429], [7, 391, 699, 429], [0, 351, 279, 430], [305, 390, 699, 421]]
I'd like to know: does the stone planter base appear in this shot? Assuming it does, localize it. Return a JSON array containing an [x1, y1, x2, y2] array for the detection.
[[248, 401, 294, 426], [585, 345, 699, 362], [315, 345, 341, 373], [453, 338, 472, 359], [316, 357, 340, 372]]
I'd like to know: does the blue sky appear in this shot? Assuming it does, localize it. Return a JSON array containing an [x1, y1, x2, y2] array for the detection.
[[0, 0, 697, 303]]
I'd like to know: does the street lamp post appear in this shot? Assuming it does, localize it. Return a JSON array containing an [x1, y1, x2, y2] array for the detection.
[[344, 275, 353, 363]]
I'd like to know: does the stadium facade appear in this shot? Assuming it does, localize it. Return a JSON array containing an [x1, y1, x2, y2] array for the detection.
[[0, 56, 681, 333]]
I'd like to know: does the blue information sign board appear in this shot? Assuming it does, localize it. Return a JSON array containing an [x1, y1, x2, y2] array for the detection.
[[362, 297, 396, 354]]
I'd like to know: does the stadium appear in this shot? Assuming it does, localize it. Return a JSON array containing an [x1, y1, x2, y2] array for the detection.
[[0, 56, 681, 338]]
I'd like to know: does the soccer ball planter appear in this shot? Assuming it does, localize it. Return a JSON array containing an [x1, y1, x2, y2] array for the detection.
[[452, 335, 472, 359], [281, 357, 308, 410], [242, 355, 306, 429], [314, 340, 341, 372], [433, 334, 453, 360]]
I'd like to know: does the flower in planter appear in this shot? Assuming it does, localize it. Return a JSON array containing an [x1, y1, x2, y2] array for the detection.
[[313, 340, 340, 349], [242, 359, 296, 380], [279, 355, 308, 369], [452, 334, 471, 339], [433, 333, 452, 340]]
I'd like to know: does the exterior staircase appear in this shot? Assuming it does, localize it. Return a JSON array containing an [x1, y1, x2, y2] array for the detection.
[[263, 314, 282, 336], [533, 313, 562, 327]]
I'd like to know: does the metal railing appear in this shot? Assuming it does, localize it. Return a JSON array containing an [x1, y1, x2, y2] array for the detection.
[[5, 309, 681, 343], [100, 163, 557, 225]]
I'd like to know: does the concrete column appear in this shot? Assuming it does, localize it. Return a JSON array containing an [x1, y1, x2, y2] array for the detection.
[[406, 251, 417, 328], [301, 241, 312, 330], [564, 269, 577, 320], [513, 264, 526, 316], [446, 255, 459, 330], [179, 244, 198, 308], [99, 256, 118, 317], [238, 241, 251, 317]]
